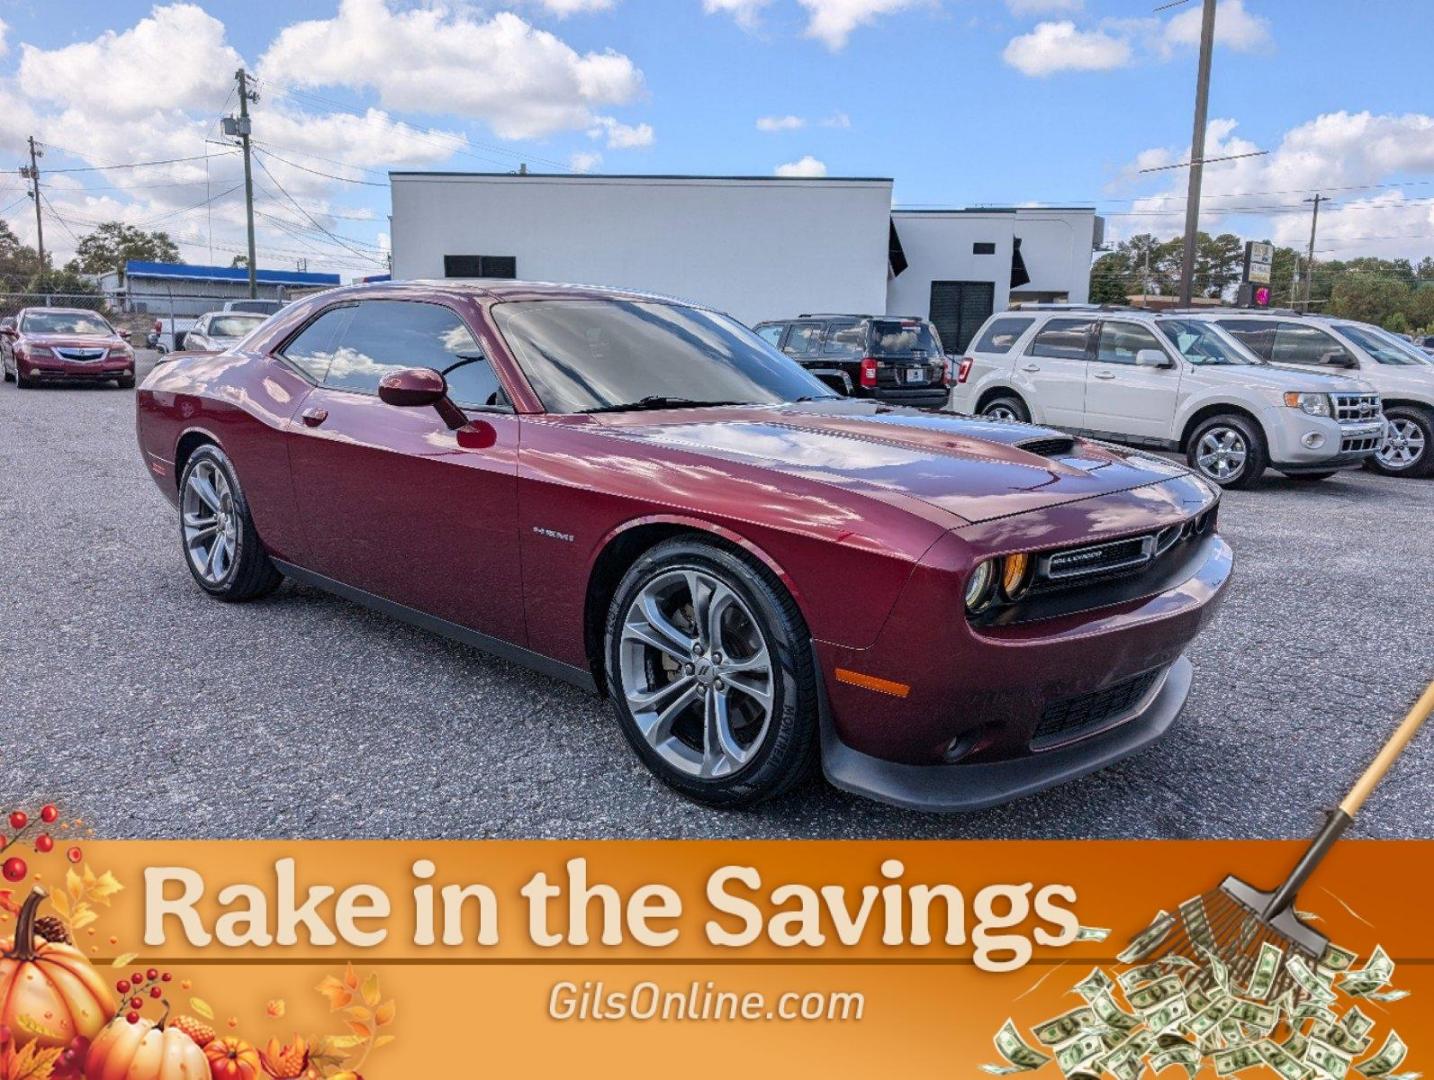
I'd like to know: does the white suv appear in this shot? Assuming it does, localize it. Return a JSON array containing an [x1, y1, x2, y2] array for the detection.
[[1206, 312, 1434, 478], [952, 306, 1385, 489]]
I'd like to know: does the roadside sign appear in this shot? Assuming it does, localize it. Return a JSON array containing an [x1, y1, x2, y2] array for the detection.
[[1244, 240, 1274, 285]]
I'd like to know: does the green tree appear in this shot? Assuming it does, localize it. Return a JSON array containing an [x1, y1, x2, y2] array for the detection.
[[1089, 249, 1134, 303], [26, 266, 106, 307], [0, 219, 41, 291], [230, 254, 248, 270], [66, 222, 181, 281]]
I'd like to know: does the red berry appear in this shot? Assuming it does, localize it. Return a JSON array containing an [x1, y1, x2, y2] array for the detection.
[[66, 846, 82, 864], [2, 857, 26, 883], [40, 805, 58, 824], [146, 968, 159, 981], [116, 980, 130, 994], [161, 972, 172, 982], [126, 1012, 140, 1025], [8, 811, 27, 831], [129, 997, 143, 1010], [150, 986, 162, 999], [35, 834, 53, 853], [131, 972, 143, 985]]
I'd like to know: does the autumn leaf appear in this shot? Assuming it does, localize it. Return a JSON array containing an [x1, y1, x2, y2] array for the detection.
[[345, 1021, 372, 1040], [342, 963, 359, 990], [373, 1034, 396, 1049], [190, 998, 215, 1021], [373, 1000, 396, 1027], [65, 869, 84, 904], [111, 952, 138, 968], [322, 1035, 365, 1053], [360, 973, 381, 1008], [265, 999, 286, 1019], [71, 908, 98, 931], [3, 1041, 64, 1080], [47, 891, 70, 920], [316, 976, 353, 1011], [87, 869, 124, 905], [0, 890, 19, 917], [342, 1007, 371, 1025]]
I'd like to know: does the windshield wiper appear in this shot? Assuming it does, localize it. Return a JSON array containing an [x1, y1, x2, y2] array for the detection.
[[580, 396, 747, 414]]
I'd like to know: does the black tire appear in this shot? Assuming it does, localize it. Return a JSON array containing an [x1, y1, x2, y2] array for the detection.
[[1366, 405, 1434, 478], [117, 376, 136, 389], [14, 364, 31, 389], [603, 536, 818, 808], [1186, 414, 1267, 489], [177, 444, 283, 601], [2, 360, 12, 383], [980, 394, 1030, 423], [1283, 472, 1336, 482]]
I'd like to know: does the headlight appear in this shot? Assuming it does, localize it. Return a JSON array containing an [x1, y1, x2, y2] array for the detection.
[[1283, 392, 1332, 417], [1001, 552, 1032, 600], [964, 559, 996, 612]]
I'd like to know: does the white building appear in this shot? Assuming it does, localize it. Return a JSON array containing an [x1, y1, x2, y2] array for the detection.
[[389, 172, 1099, 352]]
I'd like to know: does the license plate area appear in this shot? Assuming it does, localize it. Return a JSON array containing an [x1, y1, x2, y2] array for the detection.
[[905, 367, 925, 384]]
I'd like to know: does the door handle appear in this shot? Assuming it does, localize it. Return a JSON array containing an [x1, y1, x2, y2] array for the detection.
[[1093, 371, 1116, 380], [1021, 363, 1041, 373], [300, 407, 328, 427]]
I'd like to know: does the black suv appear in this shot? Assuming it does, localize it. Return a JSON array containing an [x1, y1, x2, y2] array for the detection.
[[752, 314, 951, 409]]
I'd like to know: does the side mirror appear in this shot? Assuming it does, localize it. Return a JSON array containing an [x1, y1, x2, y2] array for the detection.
[[1135, 348, 1173, 369], [117, 328, 131, 341], [378, 367, 468, 429]]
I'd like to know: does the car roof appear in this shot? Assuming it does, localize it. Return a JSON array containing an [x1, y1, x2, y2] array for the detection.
[[320, 278, 712, 310]]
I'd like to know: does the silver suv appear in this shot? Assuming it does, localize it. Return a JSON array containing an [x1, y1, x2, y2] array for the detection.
[[1207, 312, 1434, 478], [952, 305, 1385, 489]]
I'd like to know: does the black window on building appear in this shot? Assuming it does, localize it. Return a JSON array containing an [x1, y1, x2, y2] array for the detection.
[[973, 242, 996, 255], [444, 255, 518, 279]]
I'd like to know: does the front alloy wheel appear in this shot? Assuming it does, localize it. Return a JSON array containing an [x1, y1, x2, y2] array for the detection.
[[605, 538, 817, 807], [1196, 426, 1247, 483], [1373, 415, 1429, 475]]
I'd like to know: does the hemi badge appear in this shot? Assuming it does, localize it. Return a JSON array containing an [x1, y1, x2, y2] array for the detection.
[[835, 668, 911, 699]]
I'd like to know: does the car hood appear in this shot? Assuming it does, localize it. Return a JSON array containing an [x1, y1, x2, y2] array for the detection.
[[1244, 364, 1374, 393], [22, 333, 122, 348], [588, 400, 1197, 525], [1352, 363, 1434, 400]]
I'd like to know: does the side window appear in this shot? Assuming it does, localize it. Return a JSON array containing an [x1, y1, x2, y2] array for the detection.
[[321, 300, 486, 396], [279, 304, 355, 384], [443, 359, 508, 410], [754, 324, 785, 348], [822, 320, 866, 357], [1272, 324, 1356, 366], [782, 322, 823, 356], [1097, 321, 1166, 365], [1027, 318, 1094, 361], [1219, 320, 1276, 360], [973, 317, 1034, 355]]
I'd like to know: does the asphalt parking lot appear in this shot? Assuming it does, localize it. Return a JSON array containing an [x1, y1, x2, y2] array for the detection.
[[2, 353, 1431, 841]]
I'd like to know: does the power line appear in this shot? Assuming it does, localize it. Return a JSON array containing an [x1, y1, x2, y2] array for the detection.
[[41, 150, 241, 174], [251, 154, 384, 265], [250, 145, 386, 187]]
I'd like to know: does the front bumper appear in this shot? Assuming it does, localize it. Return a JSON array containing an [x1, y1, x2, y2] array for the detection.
[[1265, 409, 1385, 470], [821, 655, 1193, 812], [19, 357, 133, 382]]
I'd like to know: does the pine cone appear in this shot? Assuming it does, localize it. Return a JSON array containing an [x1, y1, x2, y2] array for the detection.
[[33, 915, 70, 944], [171, 1015, 217, 1048]]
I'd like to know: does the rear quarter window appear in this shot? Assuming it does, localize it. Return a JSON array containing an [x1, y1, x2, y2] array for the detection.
[[1027, 318, 1095, 361], [972, 317, 1034, 354]]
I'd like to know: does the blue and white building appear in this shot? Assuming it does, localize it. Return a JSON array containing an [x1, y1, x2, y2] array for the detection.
[[98, 261, 342, 317]]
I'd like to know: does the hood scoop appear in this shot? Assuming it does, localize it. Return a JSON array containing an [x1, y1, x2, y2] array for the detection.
[[1017, 436, 1077, 458]]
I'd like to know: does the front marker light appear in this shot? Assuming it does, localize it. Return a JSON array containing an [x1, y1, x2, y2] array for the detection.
[[1001, 552, 1032, 600], [1283, 391, 1332, 417], [964, 559, 996, 613]]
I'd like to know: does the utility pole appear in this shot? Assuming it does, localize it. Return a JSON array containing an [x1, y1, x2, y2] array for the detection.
[[1178, 0, 1217, 307], [20, 136, 45, 272], [1301, 193, 1323, 312], [232, 68, 259, 298]]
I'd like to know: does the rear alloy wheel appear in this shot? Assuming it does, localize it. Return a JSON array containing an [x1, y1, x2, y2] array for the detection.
[[1368, 407, 1433, 478], [178, 444, 282, 601], [605, 538, 817, 808], [1188, 415, 1267, 489], [981, 395, 1030, 423]]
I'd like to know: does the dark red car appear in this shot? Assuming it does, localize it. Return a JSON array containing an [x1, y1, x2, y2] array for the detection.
[[135, 281, 1232, 811], [2, 307, 137, 388]]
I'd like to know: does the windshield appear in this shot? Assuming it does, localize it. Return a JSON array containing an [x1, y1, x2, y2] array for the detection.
[[1338, 323, 1433, 366], [1157, 319, 1260, 365], [227, 301, 282, 314], [20, 311, 113, 336], [493, 300, 832, 414], [869, 319, 944, 358], [209, 315, 266, 338]]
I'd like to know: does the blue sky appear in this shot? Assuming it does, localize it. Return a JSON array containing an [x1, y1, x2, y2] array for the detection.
[[1, 0, 1431, 277]]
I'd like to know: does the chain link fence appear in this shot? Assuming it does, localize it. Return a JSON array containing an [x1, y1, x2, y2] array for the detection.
[[0, 290, 309, 346]]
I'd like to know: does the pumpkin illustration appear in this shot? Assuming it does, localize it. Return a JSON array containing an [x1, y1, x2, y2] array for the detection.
[[0, 887, 114, 1052], [85, 1013, 209, 1080], [204, 1036, 263, 1080]]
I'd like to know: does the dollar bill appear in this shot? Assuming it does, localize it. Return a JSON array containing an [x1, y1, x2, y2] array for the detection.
[[1356, 1032, 1407, 1078], [1120, 962, 1173, 992], [1128, 975, 1185, 1014], [1074, 967, 1114, 1002], [985, 1019, 1053, 1074], [1146, 997, 1191, 1034], [1119, 911, 1176, 964], [1343, 1008, 1375, 1040], [1056, 1033, 1107, 1076], [1246, 941, 1284, 1001], [1363, 989, 1409, 1004], [1288, 955, 1339, 1005], [1187, 997, 1237, 1039], [1283, 1032, 1310, 1060], [1320, 943, 1359, 973], [1151, 1044, 1201, 1078], [1341, 947, 1395, 997], [1307, 1037, 1354, 1079], [1214, 1045, 1264, 1076], [1229, 999, 1279, 1034], [1259, 1038, 1313, 1080], [1076, 925, 1112, 942], [1200, 946, 1232, 993], [1091, 991, 1141, 1034], [1034, 1007, 1099, 1047], [1312, 1021, 1373, 1057], [1179, 895, 1217, 952]]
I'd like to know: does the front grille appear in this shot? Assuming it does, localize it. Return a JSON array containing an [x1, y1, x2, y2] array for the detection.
[[54, 347, 107, 363], [1018, 436, 1076, 457], [1341, 433, 1381, 454], [1332, 393, 1381, 424], [1033, 668, 1163, 748], [1041, 535, 1153, 581]]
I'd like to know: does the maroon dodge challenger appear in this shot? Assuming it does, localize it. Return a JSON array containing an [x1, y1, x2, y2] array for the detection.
[[136, 281, 1232, 811]]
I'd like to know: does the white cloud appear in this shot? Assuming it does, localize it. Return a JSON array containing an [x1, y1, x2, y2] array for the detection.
[[702, 0, 773, 31], [525, 0, 617, 14], [797, 0, 923, 51], [258, 0, 645, 140], [821, 111, 852, 128], [1113, 112, 1434, 260], [757, 114, 806, 132], [1002, 20, 1132, 76], [569, 150, 603, 173], [18, 4, 240, 117], [1005, 0, 1082, 14], [588, 115, 654, 148], [775, 155, 828, 178], [1163, 0, 1270, 54]]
